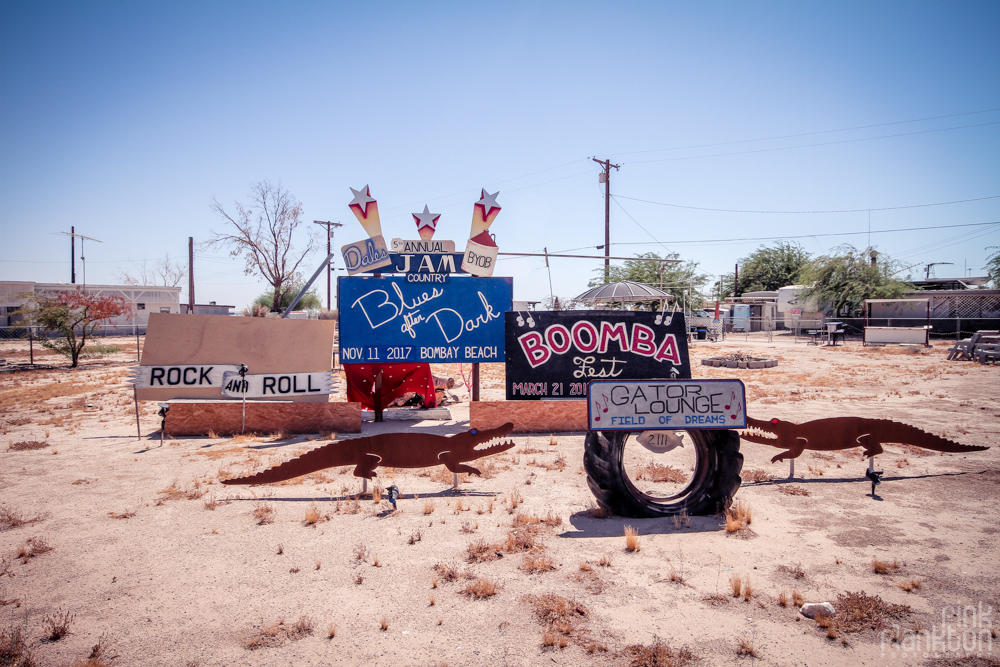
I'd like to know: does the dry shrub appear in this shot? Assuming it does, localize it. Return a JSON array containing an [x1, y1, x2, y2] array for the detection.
[[584, 503, 612, 519], [9, 440, 48, 451], [467, 540, 500, 563], [579, 561, 594, 572], [408, 530, 422, 545], [0, 625, 32, 666], [736, 636, 759, 657], [72, 631, 117, 667], [423, 501, 435, 515], [742, 468, 775, 483], [528, 594, 588, 637], [724, 501, 756, 539], [432, 562, 467, 583], [778, 590, 789, 606], [777, 485, 810, 496], [0, 507, 46, 531], [461, 577, 500, 599], [326, 624, 336, 639], [42, 608, 75, 641], [830, 591, 911, 634], [157, 481, 206, 502], [896, 579, 923, 592], [303, 505, 322, 526], [505, 488, 523, 513], [521, 555, 556, 573], [778, 563, 805, 579], [245, 616, 314, 650], [872, 557, 901, 574], [792, 589, 805, 607], [17, 536, 52, 562], [624, 525, 640, 552], [619, 637, 696, 666], [108, 511, 135, 520], [252, 503, 275, 525], [634, 463, 686, 483]]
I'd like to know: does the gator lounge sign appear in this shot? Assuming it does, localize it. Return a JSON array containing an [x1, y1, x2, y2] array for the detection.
[[338, 275, 513, 363], [587, 379, 747, 431], [505, 311, 690, 400]]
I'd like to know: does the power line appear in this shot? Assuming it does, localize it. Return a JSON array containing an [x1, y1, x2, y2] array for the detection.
[[603, 107, 1000, 158], [623, 120, 1000, 165], [613, 193, 1000, 215], [611, 220, 1000, 246]]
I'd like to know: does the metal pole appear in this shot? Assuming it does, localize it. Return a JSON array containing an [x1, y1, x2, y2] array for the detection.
[[188, 237, 195, 314], [133, 385, 141, 440], [71, 226, 76, 284], [313, 221, 342, 312]]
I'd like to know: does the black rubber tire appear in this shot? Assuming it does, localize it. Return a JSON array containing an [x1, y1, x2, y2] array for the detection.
[[584, 429, 743, 517]]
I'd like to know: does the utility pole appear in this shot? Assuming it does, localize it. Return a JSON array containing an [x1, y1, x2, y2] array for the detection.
[[58, 231, 101, 287], [592, 157, 620, 282], [313, 220, 343, 310], [71, 226, 76, 283], [188, 237, 195, 314]]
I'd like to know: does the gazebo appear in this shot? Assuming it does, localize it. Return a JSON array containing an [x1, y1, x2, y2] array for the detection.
[[573, 280, 672, 309]]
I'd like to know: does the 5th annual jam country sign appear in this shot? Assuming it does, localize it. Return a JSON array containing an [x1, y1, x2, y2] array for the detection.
[[505, 311, 691, 400], [338, 275, 513, 363]]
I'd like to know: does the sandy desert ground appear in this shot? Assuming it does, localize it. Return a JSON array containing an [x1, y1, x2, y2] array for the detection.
[[1, 333, 998, 666]]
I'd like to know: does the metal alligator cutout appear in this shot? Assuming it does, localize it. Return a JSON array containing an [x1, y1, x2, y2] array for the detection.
[[221, 423, 516, 485], [742, 416, 989, 463]]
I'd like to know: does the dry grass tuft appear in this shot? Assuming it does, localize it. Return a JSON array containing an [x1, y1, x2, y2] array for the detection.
[[792, 589, 805, 607], [619, 637, 696, 666], [42, 608, 75, 641], [0, 507, 47, 531], [432, 562, 466, 583], [778, 563, 805, 579], [634, 463, 687, 483], [303, 505, 322, 526], [108, 511, 135, 520], [245, 616, 314, 650], [741, 575, 754, 601], [466, 540, 500, 563], [729, 572, 743, 597], [624, 525, 640, 552], [326, 624, 336, 639], [157, 480, 207, 502], [777, 485, 811, 496], [520, 555, 556, 573], [72, 631, 117, 666], [17, 536, 52, 562], [742, 468, 775, 483], [379, 617, 389, 631], [778, 590, 789, 606], [872, 557, 901, 575], [9, 440, 48, 451], [724, 501, 756, 538], [584, 503, 612, 519], [423, 501, 435, 515], [461, 577, 501, 599], [0, 625, 31, 665], [528, 593, 588, 638], [896, 579, 923, 592], [736, 635, 759, 657], [252, 503, 275, 525]]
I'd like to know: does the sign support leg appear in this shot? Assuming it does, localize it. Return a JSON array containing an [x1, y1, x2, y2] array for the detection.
[[373, 368, 384, 422], [471, 363, 480, 402], [788, 458, 795, 479], [133, 385, 140, 441]]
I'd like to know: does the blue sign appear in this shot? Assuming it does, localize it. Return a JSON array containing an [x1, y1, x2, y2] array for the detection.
[[338, 276, 513, 363]]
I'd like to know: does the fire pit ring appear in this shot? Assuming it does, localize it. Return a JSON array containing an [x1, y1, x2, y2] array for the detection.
[[701, 353, 778, 369]]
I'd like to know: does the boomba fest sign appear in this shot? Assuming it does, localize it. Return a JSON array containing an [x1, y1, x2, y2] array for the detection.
[[504, 311, 691, 400]]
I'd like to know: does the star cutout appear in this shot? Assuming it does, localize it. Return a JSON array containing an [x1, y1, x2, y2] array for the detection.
[[476, 189, 501, 217], [349, 185, 376, 216], [412, 205, 441, 234]]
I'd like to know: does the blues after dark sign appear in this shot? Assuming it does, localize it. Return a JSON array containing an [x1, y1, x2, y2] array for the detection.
[[505, 311, 690, 400], [338, 275, 512, 363]]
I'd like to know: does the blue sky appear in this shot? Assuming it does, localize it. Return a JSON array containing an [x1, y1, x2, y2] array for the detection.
[[2, 1, 998, 309]]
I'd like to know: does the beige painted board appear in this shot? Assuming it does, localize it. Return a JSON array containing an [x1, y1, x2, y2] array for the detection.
[[137, 313, 336, 402]]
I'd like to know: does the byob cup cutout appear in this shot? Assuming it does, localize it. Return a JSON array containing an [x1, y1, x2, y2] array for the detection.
[[462, 230, 498, 276]]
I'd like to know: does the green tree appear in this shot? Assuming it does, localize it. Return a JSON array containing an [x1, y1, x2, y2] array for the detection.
[[587, 252, 710, 309], [796, 245, 913, 315], [19, 288, 131, 368], [253, 281, 322, 313], [985, 246, 1000, 288], [736, 241, 811, 293]]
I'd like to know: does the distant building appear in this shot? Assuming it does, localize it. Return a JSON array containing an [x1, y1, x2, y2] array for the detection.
[[0, 281, 181, 331], [183, 302, 234, 316]]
